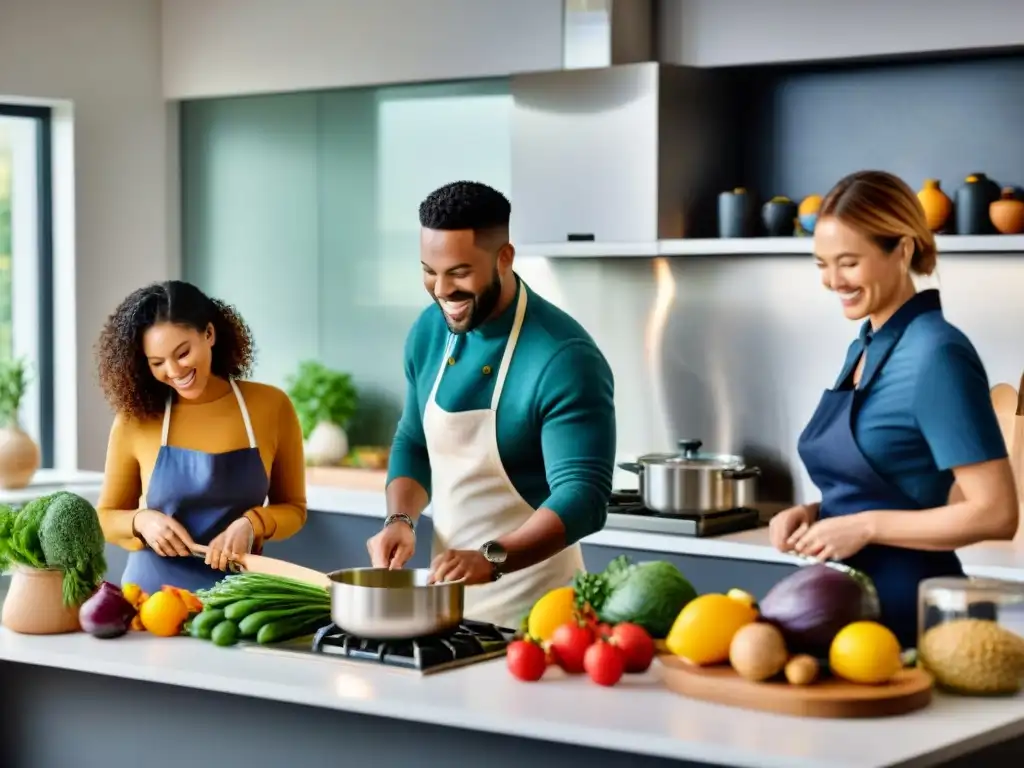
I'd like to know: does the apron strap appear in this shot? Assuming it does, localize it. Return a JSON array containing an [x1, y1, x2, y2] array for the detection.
[[160, 379, 258, 449], [229, 379, 258, 449], [160, 396, 173, 447], [490, 285, 528, 410], [428, 333, 458, 403]]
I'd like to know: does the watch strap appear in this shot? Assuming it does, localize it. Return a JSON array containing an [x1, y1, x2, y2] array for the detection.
[[384, 513, 416, 531]]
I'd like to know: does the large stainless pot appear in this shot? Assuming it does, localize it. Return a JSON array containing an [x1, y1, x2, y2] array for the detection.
[[619, 438, 760, 515], [327, 567, 464, 640]]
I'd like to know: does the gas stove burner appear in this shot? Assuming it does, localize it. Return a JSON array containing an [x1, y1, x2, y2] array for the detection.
[[310, 619, 516, 673]]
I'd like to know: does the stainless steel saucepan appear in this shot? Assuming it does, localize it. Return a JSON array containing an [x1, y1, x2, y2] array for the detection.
[[327, 567, 465, 640], [618, 438, 761, 515]]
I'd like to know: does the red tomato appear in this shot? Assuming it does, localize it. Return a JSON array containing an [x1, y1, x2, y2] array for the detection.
[[506, 639, 548, 682], [584, 638, 626, 686], [611, 622, 655, 673], [550, 622, 595, 674]]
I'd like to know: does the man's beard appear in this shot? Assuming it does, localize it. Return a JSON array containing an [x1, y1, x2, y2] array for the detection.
[[435, 269, 502, 334]]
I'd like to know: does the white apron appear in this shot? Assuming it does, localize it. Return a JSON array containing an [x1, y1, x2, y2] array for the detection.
[[423, 286, 585, 628]]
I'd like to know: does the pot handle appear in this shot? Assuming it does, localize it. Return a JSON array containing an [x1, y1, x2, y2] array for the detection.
[[722, 466, 761, 479], [617, 461, 644, 474]]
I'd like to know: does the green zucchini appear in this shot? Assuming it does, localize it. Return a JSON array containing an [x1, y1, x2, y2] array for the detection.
[[190, 608, 226, 639], [211, 620, 240, 647]]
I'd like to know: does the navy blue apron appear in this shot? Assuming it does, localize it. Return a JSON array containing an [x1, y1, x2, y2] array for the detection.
[[121, 379, 270, 595], [797, 333, 963, 650]]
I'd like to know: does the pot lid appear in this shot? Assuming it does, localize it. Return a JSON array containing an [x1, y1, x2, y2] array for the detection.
[[638, 439, 746, 469]]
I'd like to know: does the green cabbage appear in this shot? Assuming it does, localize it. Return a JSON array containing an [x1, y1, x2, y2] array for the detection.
[[573, 555, 697, 638]]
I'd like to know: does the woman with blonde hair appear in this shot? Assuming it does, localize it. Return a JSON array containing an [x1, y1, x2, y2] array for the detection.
[[769, 170, 1018, 648]]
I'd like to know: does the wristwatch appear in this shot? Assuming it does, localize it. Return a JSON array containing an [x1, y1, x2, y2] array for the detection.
[[479, 540, 508, 582], [384, 513, 416, 531]]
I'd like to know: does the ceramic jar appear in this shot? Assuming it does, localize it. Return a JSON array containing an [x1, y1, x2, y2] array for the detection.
[[798, 194, 823, 234], [989, 188, 1024, 235], [955, 173, 1001, 235], [917, 179, 952, 233], [718, 188, 756, 238], [762, 196, 798, 237], [1, 566, 82, 635], [0, 423, 39, 490]]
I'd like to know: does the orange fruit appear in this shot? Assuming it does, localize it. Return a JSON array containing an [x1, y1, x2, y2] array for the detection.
[[665, 592, 759, 665], [139, 590, 190, 637]]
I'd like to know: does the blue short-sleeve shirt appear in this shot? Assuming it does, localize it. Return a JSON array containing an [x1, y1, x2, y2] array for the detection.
[[836, 289, 1007, 509]]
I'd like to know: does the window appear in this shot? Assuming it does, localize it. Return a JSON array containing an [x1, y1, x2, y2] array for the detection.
[[0, 104, 54, 467]]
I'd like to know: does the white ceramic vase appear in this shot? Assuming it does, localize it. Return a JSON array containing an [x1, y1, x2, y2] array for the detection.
[[0, 423, 40, 490], [305, 421, 349, 466]]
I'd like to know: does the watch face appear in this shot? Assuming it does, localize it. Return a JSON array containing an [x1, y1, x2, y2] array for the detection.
[[483, 541, 507, 564]]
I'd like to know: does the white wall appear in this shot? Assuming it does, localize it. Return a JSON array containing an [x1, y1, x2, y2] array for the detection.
[[161, 0, 564, 99], [0, 0, 176, 470], [660, 0, 1024, 67]]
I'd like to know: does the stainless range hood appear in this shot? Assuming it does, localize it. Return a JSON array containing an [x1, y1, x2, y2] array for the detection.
[[510, 0, 733, 255]]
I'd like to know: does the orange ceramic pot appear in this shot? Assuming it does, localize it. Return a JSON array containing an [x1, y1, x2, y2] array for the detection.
[[917, 179, 952, 233], [2, 566, 82, 635], [989, 188, 1024, 235]]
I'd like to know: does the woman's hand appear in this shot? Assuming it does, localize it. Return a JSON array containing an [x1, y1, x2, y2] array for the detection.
[[205, 517, 255, 571], [789, 514, 874, 561], [768, 504, 815, 551], [132, 509, 195, 557]]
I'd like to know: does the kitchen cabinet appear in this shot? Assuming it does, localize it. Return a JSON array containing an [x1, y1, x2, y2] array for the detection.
[[162, 0, 563, 99], [661, 0, 1024, 68]]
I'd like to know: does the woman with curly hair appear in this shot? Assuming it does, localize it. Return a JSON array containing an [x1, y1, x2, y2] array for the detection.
[[95, 280, 307, 593]]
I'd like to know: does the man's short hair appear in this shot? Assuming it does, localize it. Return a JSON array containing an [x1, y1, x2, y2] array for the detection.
[[418, 181, 511, 232]]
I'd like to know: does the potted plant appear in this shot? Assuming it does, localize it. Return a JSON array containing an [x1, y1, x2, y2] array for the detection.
[[0, 357, 39, 489], [286, 360, 359, 466]]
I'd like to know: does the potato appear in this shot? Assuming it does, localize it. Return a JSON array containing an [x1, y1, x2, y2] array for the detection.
[[729, 622, 789, 682]]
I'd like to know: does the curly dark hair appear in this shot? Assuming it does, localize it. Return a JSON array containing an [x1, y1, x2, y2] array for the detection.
[[418, 180, 511, 232], [95, 280, 256, 421]]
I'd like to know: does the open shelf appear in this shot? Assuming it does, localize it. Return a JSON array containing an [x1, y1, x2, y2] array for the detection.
[[517, 235, 1024, 259]]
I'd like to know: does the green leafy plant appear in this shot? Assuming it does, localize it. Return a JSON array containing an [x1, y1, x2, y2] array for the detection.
[[0, 357, 29, 428], [286, 360, 358, 439]]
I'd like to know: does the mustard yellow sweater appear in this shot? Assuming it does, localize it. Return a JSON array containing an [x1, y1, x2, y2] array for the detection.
[[97, 380, 307, 551]]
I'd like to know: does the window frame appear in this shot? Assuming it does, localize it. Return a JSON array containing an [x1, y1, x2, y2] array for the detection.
[[0, 103, 55, 468]]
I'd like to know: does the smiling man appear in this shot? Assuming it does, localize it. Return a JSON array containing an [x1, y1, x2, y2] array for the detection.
[[366, 180, 617, 629]]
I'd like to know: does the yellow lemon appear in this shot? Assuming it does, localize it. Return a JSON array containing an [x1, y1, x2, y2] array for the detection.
[[665, 593, 758, 665], [829, 621, 903, 684], [526, 586, 579, 642]]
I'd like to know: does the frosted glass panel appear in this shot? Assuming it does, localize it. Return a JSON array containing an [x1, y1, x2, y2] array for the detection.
[[182, 79, 512, 445]]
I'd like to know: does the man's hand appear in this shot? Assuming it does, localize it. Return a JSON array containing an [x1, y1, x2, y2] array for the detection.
[[367, 521, 416, 569], [429, 549, 493, 585]]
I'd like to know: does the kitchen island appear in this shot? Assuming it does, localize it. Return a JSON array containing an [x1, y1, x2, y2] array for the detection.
[[2, 620, 1024, 768]]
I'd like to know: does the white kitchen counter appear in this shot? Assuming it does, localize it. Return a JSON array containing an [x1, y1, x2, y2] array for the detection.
[[0, 626, 1021, 768]]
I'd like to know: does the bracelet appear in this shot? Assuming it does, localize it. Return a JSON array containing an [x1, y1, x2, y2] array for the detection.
[[384, 513, 416, 531]]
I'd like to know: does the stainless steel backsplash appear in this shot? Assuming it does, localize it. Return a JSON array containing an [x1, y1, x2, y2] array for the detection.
[[515, 253, 1024, 505]]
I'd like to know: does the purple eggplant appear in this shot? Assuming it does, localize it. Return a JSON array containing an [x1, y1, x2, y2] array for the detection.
[[759, 563, 880, 656]]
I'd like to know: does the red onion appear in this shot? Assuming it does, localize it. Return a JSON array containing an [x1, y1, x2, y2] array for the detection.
[[79, 581, 137, 639]]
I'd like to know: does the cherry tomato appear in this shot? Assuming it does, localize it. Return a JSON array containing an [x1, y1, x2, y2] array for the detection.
[[550, 622, 595, 674], [506, 639, 548, 682], [584, 638, 626, 687], [610, 622, 656, 673]]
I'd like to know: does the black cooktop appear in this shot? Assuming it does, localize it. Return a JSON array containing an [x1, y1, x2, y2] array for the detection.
[[309, 620, 516, 673]]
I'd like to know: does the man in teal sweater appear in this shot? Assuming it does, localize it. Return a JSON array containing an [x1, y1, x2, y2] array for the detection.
[[366, 181, 617, 628]]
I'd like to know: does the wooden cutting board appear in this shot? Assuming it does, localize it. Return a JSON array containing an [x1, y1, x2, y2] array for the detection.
[[657, 654, 933, 718], [191, 545, 331, 589]]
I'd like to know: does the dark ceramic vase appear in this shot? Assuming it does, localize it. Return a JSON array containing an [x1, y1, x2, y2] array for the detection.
[[762, 196, 798, 237], [955, 173, 1001, 235], [718, 188, 755, 238]]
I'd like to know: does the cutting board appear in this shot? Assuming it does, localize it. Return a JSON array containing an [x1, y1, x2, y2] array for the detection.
[[191, 545, 331, 589], [657, 655, 933, 718]]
